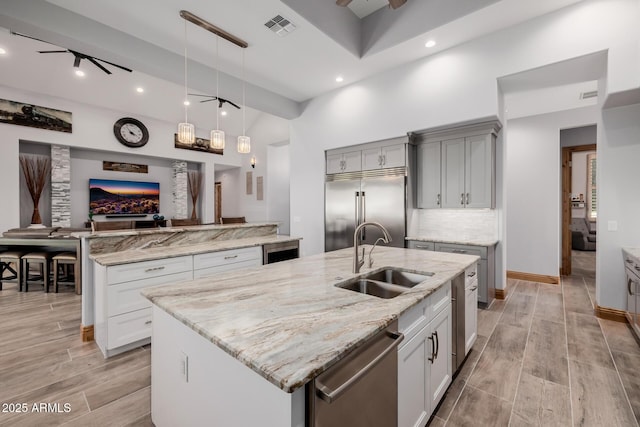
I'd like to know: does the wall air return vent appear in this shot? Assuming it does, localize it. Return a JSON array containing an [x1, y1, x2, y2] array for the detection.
[[265, 15, 296, 37], [580, 90, 598, 100]]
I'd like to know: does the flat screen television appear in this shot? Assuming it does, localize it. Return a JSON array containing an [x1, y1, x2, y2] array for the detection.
[[89, 178, 160, 215]]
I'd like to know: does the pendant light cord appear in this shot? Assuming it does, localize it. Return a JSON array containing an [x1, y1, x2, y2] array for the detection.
[[215, 35, 220, 129], [242, 49, 246, 135], [183, 19, 189, 123]]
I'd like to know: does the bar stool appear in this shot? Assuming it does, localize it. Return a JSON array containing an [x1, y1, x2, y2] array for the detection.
[[0, 251, 25, 291], [52, 252, 80, 294], [22, 252, 51, 292]]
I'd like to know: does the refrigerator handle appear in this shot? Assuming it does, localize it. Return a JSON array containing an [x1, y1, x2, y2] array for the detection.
[[355, 191, 360, 230], [361, 192, 366, 240]]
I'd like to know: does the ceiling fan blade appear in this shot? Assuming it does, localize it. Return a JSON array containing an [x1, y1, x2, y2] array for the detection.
[[219, 98, 241, 109], [200, 99, 217, 103], [38, 50, 69, 53], [388, 0, 407, 9], [73, 55, 81, 68], [87, 56, 112, 74], [336, 0, 353, 6], [96, 58, 133, 73], [188, 93, 216, 98]]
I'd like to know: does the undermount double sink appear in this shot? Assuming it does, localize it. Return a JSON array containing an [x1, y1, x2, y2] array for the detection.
[[336, 268, 434, 299]]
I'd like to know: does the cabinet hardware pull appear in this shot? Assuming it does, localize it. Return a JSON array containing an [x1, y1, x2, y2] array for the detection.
[[382, 154, 386, 165], [224, 255, 238, 260], [428, 333, 435, 363], [145, 320, 152, 325], [626, 259, 633, 263], [437, 194, 441, 205], [460, 193, 464, 205], [466, 193, 470, 204], [315, 331, 404, 403], [469, 286, 478, 291], [144, 266, 165, 273], [635, 266, 640, 272], [453, 249, 467, 254], [416, 245, 429, 249], [629, 278, 635, 296], [467, 271, 476, 277], [434, 331, 439, 359]]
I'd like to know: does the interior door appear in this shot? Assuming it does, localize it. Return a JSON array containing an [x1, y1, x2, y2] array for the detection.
[[325, 179, 361, 252]]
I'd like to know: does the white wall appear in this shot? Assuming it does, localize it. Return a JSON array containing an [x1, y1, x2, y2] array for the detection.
[[505, 106, 597, 276], [0, 84, 250, 231], [267, 144, 290, 235], [597, 103, 640, 310], [290, 0, 640, 257]]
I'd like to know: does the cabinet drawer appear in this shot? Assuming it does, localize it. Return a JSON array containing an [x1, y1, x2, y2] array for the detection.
[[107, 307, 152, 350], [407, 240, 435, 251], [193, 246, 262, 270], [194, 258, 262, 279], [107, 255, 193, 285], [428, 282, 451, 320], [399, 298, 429, 344], [434, 243, 486, 259], [465, 263, 478, 288], [107, 270, 193, 317]]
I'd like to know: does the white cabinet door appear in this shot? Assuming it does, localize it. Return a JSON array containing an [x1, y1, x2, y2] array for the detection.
[[381, 143, 405, 168], [398, 325, 429, 427], [362, 147, 383, 170], [326, 152, 344, 174], [465, 134, 494, 208], [465, 284, 478, 355], [417, 142, 441, 208], [428, 304, 452, 410], [342, 150, 362, 172], [441, 138, 465, 208]]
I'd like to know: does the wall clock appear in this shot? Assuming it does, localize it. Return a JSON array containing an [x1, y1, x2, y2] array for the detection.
[[113, 117, 149, 148]]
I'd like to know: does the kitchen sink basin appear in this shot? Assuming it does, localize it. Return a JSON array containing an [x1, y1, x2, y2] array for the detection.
[[335, 268, 434, 299], [361, 268, 433, 288], [336, 279, 407, 299]]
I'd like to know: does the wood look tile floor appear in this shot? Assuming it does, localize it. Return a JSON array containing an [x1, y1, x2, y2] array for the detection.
[[434, 250, 640, 427], [1, 250, 638, 426]]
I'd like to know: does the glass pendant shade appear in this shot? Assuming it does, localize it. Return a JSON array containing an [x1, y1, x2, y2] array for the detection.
[[210, 129, 225, 149], [237, 135, 251, 154], [178, 122, 195, 144]]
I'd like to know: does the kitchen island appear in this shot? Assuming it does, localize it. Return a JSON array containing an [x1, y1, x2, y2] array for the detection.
[[142, 246, 478, 426]]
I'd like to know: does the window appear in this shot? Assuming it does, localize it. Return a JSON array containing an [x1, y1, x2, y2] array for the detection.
[[587, 153, 597, 219]]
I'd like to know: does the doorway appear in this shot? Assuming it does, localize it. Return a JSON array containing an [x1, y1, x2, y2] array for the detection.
[[561, 141, 596, 276], [214, 181, 222, 224]]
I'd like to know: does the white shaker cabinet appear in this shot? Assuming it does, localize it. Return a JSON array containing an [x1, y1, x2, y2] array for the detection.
[[398, 282, 452, 427]]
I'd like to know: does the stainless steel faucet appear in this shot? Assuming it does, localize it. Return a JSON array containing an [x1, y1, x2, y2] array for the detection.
[[353, 222, 392, 273]]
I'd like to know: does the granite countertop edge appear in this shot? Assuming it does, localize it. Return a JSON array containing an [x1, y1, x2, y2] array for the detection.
[[622, 247, 640, 263], [72, 222, 279, 239], [141, 246, 479, 394], [91, 235, 301, 266], [406, 235, 499, 247]]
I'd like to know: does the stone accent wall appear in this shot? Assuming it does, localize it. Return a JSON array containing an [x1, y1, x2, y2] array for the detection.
[[172, 160, 188, 219], [51, 145, 71, 227]]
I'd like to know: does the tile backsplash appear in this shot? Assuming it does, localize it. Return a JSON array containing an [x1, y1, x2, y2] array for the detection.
[[408, 209, 498, 242]]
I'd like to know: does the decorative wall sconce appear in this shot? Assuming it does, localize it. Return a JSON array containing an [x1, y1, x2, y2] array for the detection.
[[250, 156, 256, 168]]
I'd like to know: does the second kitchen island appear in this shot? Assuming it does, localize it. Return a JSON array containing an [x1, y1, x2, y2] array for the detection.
[[142, 246, 478, 426]]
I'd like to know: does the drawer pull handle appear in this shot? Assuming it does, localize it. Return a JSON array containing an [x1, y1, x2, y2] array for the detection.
[[635, 266, 640, 272], [145, 320, 152, 325], [416, 245, 429, 249], [626, 259, 633, 263], [467, 271, 476, 277], [469, 286, 478, 292], [453, 249, 467, 254], [224, 255, 239, 260], [144, 266, 165, 273]]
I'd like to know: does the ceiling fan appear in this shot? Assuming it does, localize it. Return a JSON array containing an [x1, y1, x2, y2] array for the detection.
[[336, 0, 407, 10], [188, 94, 241, 109], [11, 31, 132, 74]]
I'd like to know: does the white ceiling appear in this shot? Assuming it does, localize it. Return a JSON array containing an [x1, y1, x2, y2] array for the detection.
[[0, 0, 585, 127], [347, 0, 388, 19]]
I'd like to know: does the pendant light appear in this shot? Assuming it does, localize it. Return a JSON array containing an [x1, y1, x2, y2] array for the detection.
[[237, 49, 251, 154], [177, 19, 195, 145], [210, 35, 225, 150]]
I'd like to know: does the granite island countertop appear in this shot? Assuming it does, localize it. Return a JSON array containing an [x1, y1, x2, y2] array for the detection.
[[141, 246, 479, 393], [91, 234, 301, 266], [622, 247, 640, 263]]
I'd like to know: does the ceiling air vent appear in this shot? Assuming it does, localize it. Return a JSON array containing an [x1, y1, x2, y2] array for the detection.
[[580, 90, 598, 100], [265, 15, 296, 37]]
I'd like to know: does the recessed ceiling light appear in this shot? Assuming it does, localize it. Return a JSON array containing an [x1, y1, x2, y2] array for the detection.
[[183, 100, 190, 106], [136, 87, 144, 93], [0, 47, 6, 55], [221, 110, 228, 116], [425, 40, 436, 48], [74, 69, 85, 77], [336, 76, 344, 83]]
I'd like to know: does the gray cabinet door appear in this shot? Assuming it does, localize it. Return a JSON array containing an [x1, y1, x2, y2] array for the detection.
[[465, 134, 494, 208], [417, 142, 441, 208], [441, 138, 465, 208]]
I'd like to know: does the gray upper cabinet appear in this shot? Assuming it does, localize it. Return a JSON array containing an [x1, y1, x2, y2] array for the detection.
[[413, 120, 500, 209], [362, 143, 405, 170], [326, 150, 361, 174]]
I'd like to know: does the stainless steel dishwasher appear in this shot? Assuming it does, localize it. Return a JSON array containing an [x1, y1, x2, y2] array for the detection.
[[308, 321, 404, 427]]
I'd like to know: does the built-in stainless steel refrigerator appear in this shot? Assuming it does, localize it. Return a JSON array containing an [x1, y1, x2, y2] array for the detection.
[[325, 167, 406, 252]]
